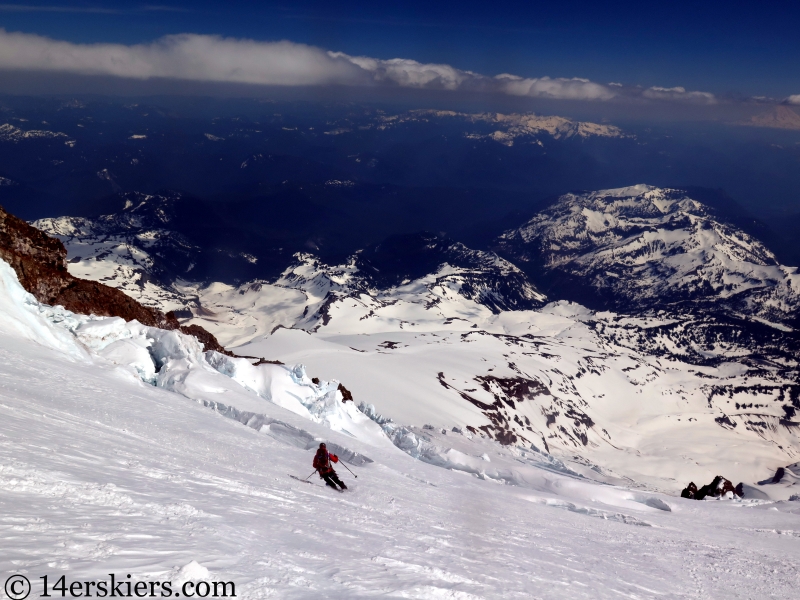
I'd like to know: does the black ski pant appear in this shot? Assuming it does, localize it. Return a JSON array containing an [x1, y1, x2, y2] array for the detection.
[[320, 470, 347, 490]]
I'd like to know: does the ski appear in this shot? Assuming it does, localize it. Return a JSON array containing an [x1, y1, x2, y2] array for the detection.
[[288, 474, 316, 485], [289, 475, 346, 492]]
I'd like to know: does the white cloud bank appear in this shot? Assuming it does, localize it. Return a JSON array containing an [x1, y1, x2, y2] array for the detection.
[[0, 28, 717, 103], [787, 95, 800, 105], [642, 86, 717, 104], [0, 29, 365, 86], [496, 74, 617, 101]]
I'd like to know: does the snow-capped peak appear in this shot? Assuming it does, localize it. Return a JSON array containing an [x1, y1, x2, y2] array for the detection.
[[498, 185, 800, 327]]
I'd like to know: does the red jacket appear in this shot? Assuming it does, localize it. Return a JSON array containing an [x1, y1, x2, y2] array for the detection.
[[313, 449, 339, 474]]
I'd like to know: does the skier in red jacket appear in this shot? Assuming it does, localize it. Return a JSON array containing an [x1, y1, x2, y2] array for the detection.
[[313, 443, 347, 491]]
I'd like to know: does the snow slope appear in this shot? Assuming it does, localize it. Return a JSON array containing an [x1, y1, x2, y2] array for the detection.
[[498, 185, 800, 326], [234, 298, 800, 495], [2, 259, 800, 598], [0, 257, 381, 446]]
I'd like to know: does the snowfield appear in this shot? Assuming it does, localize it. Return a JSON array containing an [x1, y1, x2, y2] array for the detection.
[[2, 259, 800, 598], [232, 300, 800, 495]]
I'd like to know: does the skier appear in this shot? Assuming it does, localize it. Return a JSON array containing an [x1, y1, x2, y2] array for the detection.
[[313, 443, 347, 491]]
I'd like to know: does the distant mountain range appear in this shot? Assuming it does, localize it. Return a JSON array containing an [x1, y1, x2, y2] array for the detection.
[[0, 123, 75, 145], [743, 105, 800, 131], [369, 109, 628, 144], [36, 184, 800, 331], [3, 96, 800, 266], [35, 202, 547, 337]]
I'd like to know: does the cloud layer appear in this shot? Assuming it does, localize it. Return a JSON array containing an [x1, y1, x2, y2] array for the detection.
[[0, 28, 718, 104], [0, 30, 365, 86]]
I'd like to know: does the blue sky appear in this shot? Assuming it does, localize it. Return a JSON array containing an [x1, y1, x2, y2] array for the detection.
[[0, 1, 798, 100]]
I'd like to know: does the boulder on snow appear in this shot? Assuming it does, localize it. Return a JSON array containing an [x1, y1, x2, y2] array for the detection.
[[772, 467, 786, 483], [681, 482, 698, 499], [681, 476, 743, 500], [337, 382, 354, 403]]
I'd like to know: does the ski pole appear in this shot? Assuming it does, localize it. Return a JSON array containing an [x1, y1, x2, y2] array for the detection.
[[304, 470, 317, 480], [339, 460, 358, 478]]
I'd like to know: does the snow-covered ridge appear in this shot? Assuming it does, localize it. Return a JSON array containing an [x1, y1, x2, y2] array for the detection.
[[0, 122, 75, 146], [35, 206, 546, 345], [498, 184, 800, 326], [34, 193, 200, 313]]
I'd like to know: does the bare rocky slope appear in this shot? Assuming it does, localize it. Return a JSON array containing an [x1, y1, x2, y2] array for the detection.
[[0, 204, 229, 354]]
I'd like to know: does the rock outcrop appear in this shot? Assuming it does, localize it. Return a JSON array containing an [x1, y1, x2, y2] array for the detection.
[[680, 482, 698, 499], [681, 476, 743, 500], [0, 204, 229, 354]]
